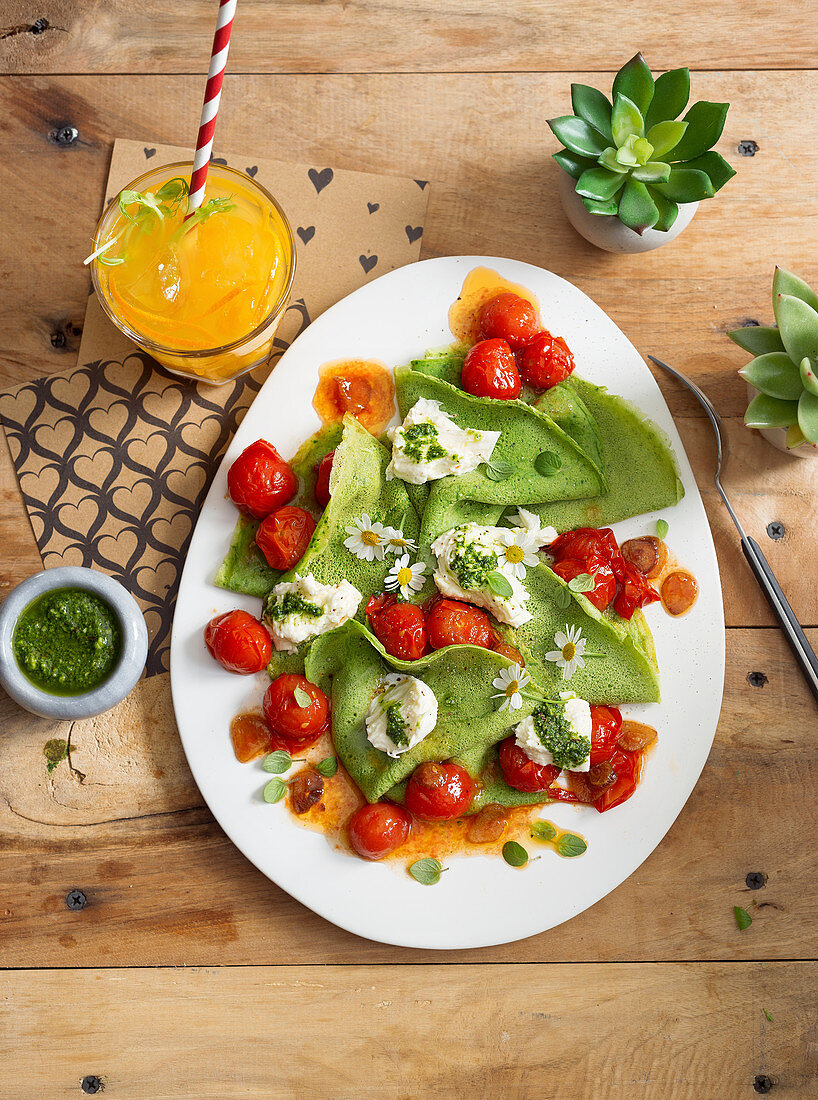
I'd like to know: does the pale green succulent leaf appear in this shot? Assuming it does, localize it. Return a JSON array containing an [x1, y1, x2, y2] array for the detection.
[[649, 190, 679, 232], [599, 146, 631, 174], [772, 267, 818, 315], [632, 137, 654, 164], [774, 293, 818, 367], [617, 179, 659, 235], [786, 423, 807, 449], [581, 195, 619, 216], [548, 116, 609, 157], [553, 150, 597, 180], [612, 53, 655, 116], [570, 84, 614, 142], [738, 353, 804, 401], [631, 161, 671, 183], [797, 391, 818, 445], [800, 356, 818, 397], [647, 120, 688, 158], [575, 167, 627, 201], [668, 101, 729, 162], [653, 168, 714, 203], [615, 134, 641, 166], [727, 326, 785, 355], [612, 95, 645, 146], [744, 393, 799, 430], [680, 151, 736, 193], [644, 67, 690, 129]]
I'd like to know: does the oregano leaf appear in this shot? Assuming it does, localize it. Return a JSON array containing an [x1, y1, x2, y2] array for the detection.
[[656, 518, 669, 539], [553, 584, 572, 610], [502, 841, 529, 867], [534, 450, 562, 476], [484, 458, 515, 481], [734, 905, 752, 931], [487, 570, 513, 599], [262, 750, 292, 774], [263, 777, 288, 803], [567, 572, 596, 593], [315, 756, 338, 778], [293, 685, 312, 708], [531, 821, 557, 842], [409, 858, 444, 885], [556, 833, 587, 858]]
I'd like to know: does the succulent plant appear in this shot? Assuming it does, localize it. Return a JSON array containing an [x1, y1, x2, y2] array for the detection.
[[729, 268, 818, 450], [548, 53, 735, 235]]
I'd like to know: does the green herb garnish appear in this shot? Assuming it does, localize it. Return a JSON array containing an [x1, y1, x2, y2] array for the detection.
[[293, 685, 312, 708], [385, 702, 410, 747], [401, 422, 448, 463], [450, 540, 498, 591], [171, 195, 236, 242], [567, 572, 596, 593], [530, 821, 558, 842], [268, 592, 323, 622], [315, 756, 338, 778], [409, 857, 445, 885], [487, 570, 513, 599], [484, 458, 514, 481], [532, 699, 591, 770], [502, 841, 529, 867], [734, 905, 752, 931], [656, 518, 669, 539], [556, 833, 587, 858], [762, 1008, 774, 1022], [262, 750, 292, 774], [553, 584, 572, 609], [534, 450, 563, 476], [43, 738, 69, 773], [263, 777, 288, 803]]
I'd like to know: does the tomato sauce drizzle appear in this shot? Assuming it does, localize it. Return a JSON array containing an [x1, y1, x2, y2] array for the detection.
[[312, 358, 395, 435], [448, 266, 540, 344]]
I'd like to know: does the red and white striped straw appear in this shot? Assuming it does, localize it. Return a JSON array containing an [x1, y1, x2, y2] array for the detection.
[[188, 0, 237, 212]]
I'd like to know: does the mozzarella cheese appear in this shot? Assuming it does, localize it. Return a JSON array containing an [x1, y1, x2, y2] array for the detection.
[[265, 573, 362, 653], [430, 523, 532, 627], [365, 673, 438, 757], [386, 398, 500, 485], [513, 691, 592, 772]]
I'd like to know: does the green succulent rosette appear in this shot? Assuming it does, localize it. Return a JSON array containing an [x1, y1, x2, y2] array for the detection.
[[548, 52, 735, 235], [729, 268, 818, 450]]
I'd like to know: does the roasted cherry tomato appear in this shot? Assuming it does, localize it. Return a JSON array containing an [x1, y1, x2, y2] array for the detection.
[[348, 802, 412, 860], [426, 597, 492, 650], [589, 705, 623, 765], [478, 293, 541, 350], [517, 331, 575, 390], [461, 338, 521, 400], [612, 560, 661, 621], [491, 639, 525, 664], [595, 749, 642, 812], [204, 609, 272, 674], [262, 673, 329, 748], [497, 737, 560, 793], [255, 505, 316, 571], [551, 556, 617, 612], [548, 526, 622, 569], [314, 449, 334, 509], [227, 439, 298, 519], [405, 762, 474, 820], [366, 594, 428, 661]]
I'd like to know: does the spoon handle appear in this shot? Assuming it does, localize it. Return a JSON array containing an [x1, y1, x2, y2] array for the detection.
[[742, 536, 818, 704]]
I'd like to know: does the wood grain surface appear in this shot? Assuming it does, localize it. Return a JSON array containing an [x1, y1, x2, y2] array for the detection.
[[1, 8, 817, 1095]]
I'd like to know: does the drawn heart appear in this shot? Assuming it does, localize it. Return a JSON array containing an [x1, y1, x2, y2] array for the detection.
[[210, 156, 227, 166], [359, 254, 378, 274], [308, 167, 334, 194], [367, 202, 379, 214], [414, 179, 429, 190], [144, 147, 156, 159], [246, 165, 258, 177], [405, 225, 423, 244], [297, 226, 315, 245]]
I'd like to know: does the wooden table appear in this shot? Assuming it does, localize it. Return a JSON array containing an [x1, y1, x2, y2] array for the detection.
[[1, 4, 816, 1096]]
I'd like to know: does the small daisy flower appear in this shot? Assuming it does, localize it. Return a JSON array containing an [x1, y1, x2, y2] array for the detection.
[[492, 663, 531, 712], [382, 527, 418, 555], [343, 514, 389, 561], [384, 554, 427, 598], [544, 624, 587, 681], [498, 528, 540, 580], [509, 507, 558, 548]]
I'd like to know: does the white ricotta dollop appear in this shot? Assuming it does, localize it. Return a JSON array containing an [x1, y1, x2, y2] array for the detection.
[[386, 398, 500, 485], [365, 673, 438, 757], [265, 573, 362, 653], [430, 523, 532, 627], [513, 691, 592, 772]]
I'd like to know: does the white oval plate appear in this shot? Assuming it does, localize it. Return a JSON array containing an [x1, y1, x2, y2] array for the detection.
[[170, 256, 725, 950]]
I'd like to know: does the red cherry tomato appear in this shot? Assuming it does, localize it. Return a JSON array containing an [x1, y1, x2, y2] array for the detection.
[[492, 639, 526, 664], [497, 737, 561, 793], [204, 610, 272, 674], [314, 449, 334, 509], [551, 557, 617, 612], [548, 526, 622, 569], [255, 506, 316, 571], [518, 331, 575, 390], [595, 749, 642, 812], [405, 762, 474, 820], [348, 802, 412, 860], [589, 705, 623, 765], [478, 293, 541, 350], [262, 673, 329, 749], [227, 439, 298, 519], [612, 561, 661, 621], [426, 597, 492, 650], [461, 339, 521, 400], [366, 594, 428, 661]]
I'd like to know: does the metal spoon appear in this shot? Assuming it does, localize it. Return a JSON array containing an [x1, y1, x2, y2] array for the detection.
[[648, 354, 818, 704]]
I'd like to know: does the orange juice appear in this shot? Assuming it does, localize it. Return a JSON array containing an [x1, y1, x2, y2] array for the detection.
[[91, 162, 295, 383]]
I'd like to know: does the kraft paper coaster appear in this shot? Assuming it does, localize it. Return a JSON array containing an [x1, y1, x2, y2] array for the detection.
[[0, 138, 430, 678]]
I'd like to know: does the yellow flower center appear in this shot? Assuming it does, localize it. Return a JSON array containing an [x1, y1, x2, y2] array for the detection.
[[362, 530, 380, 546], [562, 642, 576, 661], [506, 679, 520, 697], [397, 567, 413, 586], [506, 545, 525, 564]]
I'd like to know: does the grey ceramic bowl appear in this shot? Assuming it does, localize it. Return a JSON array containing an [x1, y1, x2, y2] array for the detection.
[[0, 566, 148, 719]]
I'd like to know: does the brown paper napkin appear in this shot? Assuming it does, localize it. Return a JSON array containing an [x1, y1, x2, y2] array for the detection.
[[0, 139, 430, 677]]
